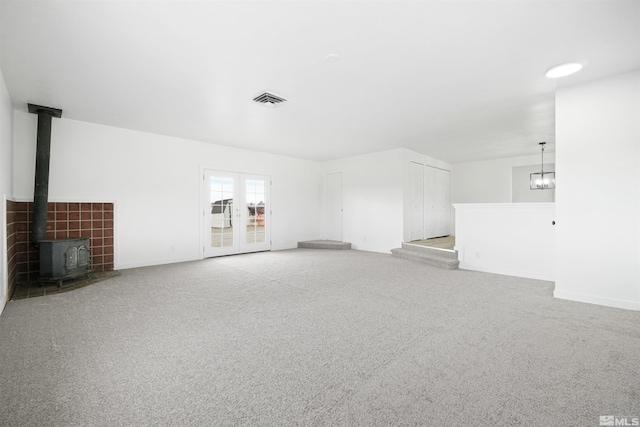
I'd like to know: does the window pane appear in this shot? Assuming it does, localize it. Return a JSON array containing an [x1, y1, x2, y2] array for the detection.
[[211, 176, 234, 248], [245, 179, 266, 245]]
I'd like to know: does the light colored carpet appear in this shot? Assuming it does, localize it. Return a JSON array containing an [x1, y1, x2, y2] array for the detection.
[[0, 249, 638, 426]]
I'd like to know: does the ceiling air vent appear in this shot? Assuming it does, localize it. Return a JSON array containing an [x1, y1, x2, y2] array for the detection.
[[253, 92, 287, 107]]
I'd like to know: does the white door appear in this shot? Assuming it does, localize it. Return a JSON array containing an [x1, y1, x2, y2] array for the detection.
[[409, 162, 424, 241], [434, 168, 451, 237], [424, 166, 451, 239], [203, 170, 270, 258], [324, 171, 343, 241], [424, 166, 438, 238]]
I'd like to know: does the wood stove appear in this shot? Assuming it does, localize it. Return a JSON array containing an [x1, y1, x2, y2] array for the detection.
[[28, 103, 92, 286], [39, 238, 91, 286]]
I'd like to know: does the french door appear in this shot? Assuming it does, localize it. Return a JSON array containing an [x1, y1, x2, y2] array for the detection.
[[203, 170, 270, 257]]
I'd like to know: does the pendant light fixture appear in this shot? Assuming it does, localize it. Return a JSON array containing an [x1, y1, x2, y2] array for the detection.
[[530, 142, 555, 190]]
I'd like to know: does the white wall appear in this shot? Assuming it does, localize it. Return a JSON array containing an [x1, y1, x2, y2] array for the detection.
[[555, 70, 640, 311], [12, 111, 323, 269], [0, 67, 13, 316], [452, 153, 556, 204], [401, 149, 452, 242], [454, 203, 555, 281], [322, 149, 404, 253]]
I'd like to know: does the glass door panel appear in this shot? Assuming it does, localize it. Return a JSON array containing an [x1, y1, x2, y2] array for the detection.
[[244, 179, 265, 245], [204, 171, 239, 257], [240, 174, 270, 253], [210, 176, 235, 248]]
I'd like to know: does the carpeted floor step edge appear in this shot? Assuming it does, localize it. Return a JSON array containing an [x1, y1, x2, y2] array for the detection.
[[391, 248, 457, 265], [391, 249, 459, 269], [391, 248, 459, 269], [298, 240, 352, 250], [401, 242, 458, 259]]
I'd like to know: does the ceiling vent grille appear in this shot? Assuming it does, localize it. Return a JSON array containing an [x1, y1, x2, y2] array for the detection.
[[253, 92, 287, 106]]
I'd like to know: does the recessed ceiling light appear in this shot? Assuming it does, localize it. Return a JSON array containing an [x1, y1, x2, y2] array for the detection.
[[325, 53, 340, 63], [545, 62, 583, 78]]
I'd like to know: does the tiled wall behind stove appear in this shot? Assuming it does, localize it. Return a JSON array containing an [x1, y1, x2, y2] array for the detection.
[[6, 200, 114, 296]]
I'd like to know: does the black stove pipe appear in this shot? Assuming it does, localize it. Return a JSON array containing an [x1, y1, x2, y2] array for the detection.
[[28, 104, 62, 247]]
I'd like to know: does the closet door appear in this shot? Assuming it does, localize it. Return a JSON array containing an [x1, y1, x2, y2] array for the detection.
[[434, 168, 451, 237]]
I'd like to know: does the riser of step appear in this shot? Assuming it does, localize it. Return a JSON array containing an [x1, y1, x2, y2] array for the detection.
[[298, 240, 352, 250], [391, 248, 459, 270], [401, 242, 458, 260]]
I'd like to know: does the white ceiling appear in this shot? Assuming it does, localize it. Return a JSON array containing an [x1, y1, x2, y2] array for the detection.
[[1, 1, 639, 163]]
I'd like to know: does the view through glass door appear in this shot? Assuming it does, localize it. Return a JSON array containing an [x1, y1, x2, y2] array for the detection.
[[203, 170, 270, 258]]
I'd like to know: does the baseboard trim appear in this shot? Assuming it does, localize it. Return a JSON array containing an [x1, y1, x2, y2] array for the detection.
[[553, 290, 640, 311], [458, 261, 554, 281], [118, 255, 200, 270]]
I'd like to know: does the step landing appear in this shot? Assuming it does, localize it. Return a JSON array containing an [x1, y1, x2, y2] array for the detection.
[[391, 242, 459, 269], [298, 240, 352, 250]]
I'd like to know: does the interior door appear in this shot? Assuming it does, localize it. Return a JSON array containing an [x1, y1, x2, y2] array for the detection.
[[204, 170, 270, 258], [323, 171, 343, 241], [409, 162, 424, 241]]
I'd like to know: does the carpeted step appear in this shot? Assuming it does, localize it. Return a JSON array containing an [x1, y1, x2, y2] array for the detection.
[[400, 242, 459, 260], [391, 245, 459, 270], [298, 240, 352, 250]]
